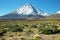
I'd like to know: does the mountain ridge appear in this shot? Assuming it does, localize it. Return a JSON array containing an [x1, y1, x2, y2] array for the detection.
[[0, 3, 46, 20], [0, 3, 60, 20]]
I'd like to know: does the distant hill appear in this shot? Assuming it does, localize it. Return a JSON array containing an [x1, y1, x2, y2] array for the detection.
[[46, 11, 60, 19]]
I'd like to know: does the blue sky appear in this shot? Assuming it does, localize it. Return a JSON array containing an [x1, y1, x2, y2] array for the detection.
[[0, 0, 60, 16]]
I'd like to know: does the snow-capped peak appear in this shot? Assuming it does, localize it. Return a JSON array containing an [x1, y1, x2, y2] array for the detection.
[[17, 3, 34, 15], [16, 3, 44, 15]]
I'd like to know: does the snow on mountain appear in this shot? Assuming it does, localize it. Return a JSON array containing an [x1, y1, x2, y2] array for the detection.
[[0, 3, 48, 19], [41, 12, 49, 16], [16, 3, 44, 15], [17, 4, 34, 15]]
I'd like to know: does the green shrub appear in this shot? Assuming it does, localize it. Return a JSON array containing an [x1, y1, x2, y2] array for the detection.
[[7, 24, 23, 32], [1, 37, 5, 40], [10, 27, 23, 32], [39, 24, 59, 34], [31, 25, 37, 28], [0, 29, 7, 36]]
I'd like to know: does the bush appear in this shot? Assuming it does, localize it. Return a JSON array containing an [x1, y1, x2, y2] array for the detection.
[[31, 25, 37, 28], [1, 37, 5, 40], [39, 24, 59, 34], [33, 34, 41, 39], [26, 30, 33, 35], [23, 25, 28, 27], [0, 29, 7, 36], [40, 28, 53, 34], [10, 27, 23, 32], [7, 24, 23, 32]]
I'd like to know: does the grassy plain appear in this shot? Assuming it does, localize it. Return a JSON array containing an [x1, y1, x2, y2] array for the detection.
[[0, 19, 60, 40]]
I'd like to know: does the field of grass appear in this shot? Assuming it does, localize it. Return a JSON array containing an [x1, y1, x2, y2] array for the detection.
[[0, 20, 60, 40]]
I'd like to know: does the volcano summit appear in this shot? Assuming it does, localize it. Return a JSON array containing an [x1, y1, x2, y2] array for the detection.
[[0, 3, 48, 20]]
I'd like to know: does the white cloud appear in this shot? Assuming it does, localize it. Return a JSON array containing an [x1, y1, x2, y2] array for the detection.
[[56, 11, 60, 14]]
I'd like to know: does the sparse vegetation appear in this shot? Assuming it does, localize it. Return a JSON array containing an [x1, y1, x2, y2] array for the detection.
[[0, 20, 60, 40], [39, 24, 59, 34]]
